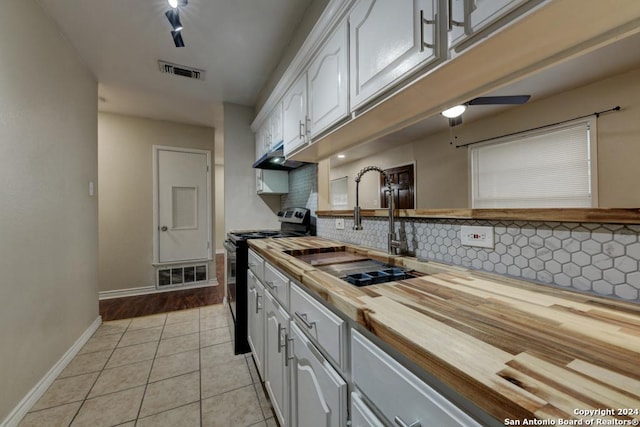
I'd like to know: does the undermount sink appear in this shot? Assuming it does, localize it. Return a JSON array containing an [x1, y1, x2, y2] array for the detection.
[[285, 246, 419, 287]]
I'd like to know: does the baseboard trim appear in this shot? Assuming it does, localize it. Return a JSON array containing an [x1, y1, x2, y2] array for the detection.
[[1, 316, 102, 427], [99, 280, 219, 301]]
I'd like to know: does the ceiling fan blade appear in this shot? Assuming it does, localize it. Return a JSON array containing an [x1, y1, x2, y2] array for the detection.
[[468, 95, 531, 105]]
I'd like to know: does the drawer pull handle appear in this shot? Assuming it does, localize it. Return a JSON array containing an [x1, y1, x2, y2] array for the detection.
[[266, 280, 278, 289], [394, 416, 421, 427], [255, 294, 262, 313], [285, 334, 294, 367], [295, 312, 316, 330], [277, 324, 286, 353], [249, 262, 256, 267]]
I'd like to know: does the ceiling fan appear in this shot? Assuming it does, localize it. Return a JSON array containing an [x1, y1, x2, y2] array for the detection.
[[442, 95, 531, 127]]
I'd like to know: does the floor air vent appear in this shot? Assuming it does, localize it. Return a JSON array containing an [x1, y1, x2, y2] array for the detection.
[[157, 264, 208, 288], [158, 60, 206, 80]]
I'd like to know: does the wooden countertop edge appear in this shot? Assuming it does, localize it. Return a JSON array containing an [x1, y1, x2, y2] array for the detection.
[[315, 208, 640, 224], [247, 236, 640, 423]]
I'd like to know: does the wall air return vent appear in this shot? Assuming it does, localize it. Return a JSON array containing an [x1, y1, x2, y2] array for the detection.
[[158, 60, 206, 80]]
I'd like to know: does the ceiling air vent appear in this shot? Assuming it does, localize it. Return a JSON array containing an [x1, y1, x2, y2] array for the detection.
[[158, 60, 205, 81]]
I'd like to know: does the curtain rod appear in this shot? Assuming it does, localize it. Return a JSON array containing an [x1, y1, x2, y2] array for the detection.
[[454, 106, 621, 149]]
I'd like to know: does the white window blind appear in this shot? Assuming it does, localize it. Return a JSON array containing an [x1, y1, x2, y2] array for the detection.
[[330, 176, 349, 209], [470, 120, 596, 208]]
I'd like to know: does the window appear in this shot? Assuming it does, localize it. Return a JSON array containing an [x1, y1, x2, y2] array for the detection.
[[470, 119, 597, 208], [330, 176, 349, 209]]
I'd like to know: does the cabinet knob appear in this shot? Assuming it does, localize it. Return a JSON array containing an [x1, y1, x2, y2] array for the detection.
[[160, 226, 168, 232]]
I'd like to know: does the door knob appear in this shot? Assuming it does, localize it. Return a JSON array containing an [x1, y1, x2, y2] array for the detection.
[[160, 226, 168, 232]]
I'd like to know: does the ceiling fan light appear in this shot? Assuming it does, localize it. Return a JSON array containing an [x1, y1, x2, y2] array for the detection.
[[441, 104, 467, 118], [168, 0, 178, 8]]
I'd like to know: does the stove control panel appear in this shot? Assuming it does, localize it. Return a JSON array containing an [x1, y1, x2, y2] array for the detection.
[[278, 207, 309, 224]]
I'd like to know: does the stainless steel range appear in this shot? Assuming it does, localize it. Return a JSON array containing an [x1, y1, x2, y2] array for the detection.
[[224, 207, 312, 354]]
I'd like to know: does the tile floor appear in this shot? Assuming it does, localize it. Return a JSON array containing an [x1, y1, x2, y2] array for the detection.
[[19, 304, 277, 427]]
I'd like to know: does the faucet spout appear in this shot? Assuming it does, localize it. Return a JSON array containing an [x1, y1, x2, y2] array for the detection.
[[353, 166, 406, 255]]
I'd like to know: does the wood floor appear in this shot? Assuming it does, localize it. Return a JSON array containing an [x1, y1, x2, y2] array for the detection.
[[99, 254, 225, 321]]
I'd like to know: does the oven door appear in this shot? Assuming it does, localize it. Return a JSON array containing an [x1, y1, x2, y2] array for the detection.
[[224, 240, 237, 317]]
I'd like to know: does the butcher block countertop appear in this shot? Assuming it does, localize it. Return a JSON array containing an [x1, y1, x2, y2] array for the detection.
[[248, 236, 640, 425]]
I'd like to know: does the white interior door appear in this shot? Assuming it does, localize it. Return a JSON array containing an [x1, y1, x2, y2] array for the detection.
[[156, 147, 211, 263]]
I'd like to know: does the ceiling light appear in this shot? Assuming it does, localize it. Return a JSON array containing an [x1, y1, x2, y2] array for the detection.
[[337, 154, 345, 159], [168, 0, 178, 8], [171, 30, 185, 48], [165, 9, 183, 31], [441, 104, 467, 118]]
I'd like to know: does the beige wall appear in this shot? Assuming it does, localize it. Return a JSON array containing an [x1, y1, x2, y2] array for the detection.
[[329, 67, 640, 209], [0, 0, 99, 421], [224, 103, 282, 233], [215, 164, 225, 251], [98, 113, 216, 292]]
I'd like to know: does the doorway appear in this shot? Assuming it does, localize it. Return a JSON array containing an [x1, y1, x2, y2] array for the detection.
[[380, 163, 415, 209], [153, 146, 212, 264]]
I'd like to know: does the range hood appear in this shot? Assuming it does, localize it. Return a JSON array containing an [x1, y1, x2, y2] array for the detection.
[[252, 142, 311, 171]]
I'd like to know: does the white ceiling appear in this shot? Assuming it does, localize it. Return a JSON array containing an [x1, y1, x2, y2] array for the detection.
[[37, 0, 313, 131]]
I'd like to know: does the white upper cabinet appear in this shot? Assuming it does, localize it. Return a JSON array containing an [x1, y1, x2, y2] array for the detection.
[[448, 0, 530, 49], [255, 122, 269, 161], [469, 0, 528, 33], [282, 73, 309, 157], [270, 101, 284, 148], [307, 20, 349, 139], [349, 0, 440, 110]]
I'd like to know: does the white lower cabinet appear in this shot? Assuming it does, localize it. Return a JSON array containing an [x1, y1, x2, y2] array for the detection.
[[351, 329, 482, 427], [290, 323, 347, 427], [264, 291, 291, 427], [351, 392, 385, 427], [247, 270, 265, 378]]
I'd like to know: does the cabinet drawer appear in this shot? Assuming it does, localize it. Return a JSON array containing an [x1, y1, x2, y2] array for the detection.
[[264, 262, 290, 308], [248, 249, 264, 282], [290, 282, 345, 369], [351, 330, 481, 427], [350, 392, 384, 427]]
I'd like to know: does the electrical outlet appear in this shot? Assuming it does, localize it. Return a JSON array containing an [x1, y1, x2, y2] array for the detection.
[[335, 218, 345, 230], [460, 225, 494, 248]]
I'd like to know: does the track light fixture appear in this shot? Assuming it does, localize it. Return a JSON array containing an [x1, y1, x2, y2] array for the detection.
[[171, 30, 185, 48], [165, 9, 183, 31], [164, 0, 188, 47]]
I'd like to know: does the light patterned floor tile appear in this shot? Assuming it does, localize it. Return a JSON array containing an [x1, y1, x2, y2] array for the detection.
[[246, 356, 261, 384], [200, 327, 231, 348], [139, 371, 200, 418], [59, 350, 112, 378], [199, 304, 226, 318], [92, 323, 127, 338], [166, 308, 200, 325], [118, 326, 162, 347], [70, 386, 145, 427], [255, 382, 273, 420], [79, 334, 120, 355], [88, 360, 152, 398], [200, 342, 244, 369], [156, 332, 199, 357], [32, 372, 99, 411], [201, 385, 263, 427], [162, 319, 199, 339], [128, 313, 167, 331], [19, 401, 82, 427], [149, 349, 200, 382], [136, 402, 201, 427], [201, 357, 252, 399], [102, 318, 132, 328], [200, 314, 228, 331], [105, 341, 158, 369]]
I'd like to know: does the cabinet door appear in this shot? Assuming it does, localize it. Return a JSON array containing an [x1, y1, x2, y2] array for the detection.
[[255, 169, 263, 194], [290, 323, 347, 427], [349, 0, 439, 110], [307, 20, 349, 139], [469, 0, 527, 33], [264, 291, 291, 427], [282, 73, 308, 157], [448, 0, 467, 47], [271, 101, 284, 147], [247, 271, 265, 379]]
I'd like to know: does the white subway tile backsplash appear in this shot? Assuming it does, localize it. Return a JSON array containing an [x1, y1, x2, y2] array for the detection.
[[317, 216, 640, 303]]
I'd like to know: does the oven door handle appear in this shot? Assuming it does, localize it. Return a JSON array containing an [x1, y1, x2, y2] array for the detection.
[[223, 240, 236, 253]]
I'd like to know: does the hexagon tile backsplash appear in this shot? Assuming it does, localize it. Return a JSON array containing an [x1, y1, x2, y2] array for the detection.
[[317, 216, 640, 303]]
